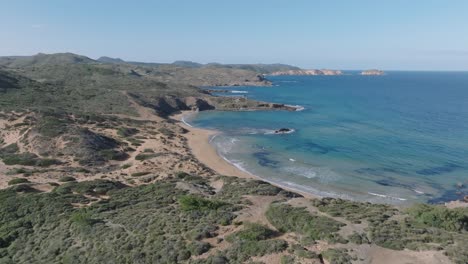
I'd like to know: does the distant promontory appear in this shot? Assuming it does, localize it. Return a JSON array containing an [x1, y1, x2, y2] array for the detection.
[[269, 69, 343, 76], [361, 69, 385, 75]]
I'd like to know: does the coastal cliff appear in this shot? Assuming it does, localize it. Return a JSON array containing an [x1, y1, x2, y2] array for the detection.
[[269, 69, 343, 76], [361, 69, 385, 75]]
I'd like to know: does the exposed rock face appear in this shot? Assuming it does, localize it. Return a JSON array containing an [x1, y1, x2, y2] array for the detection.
[[128, 93, 299, 117], [361, 69, 385, 75], [269, 69, 343, 76]]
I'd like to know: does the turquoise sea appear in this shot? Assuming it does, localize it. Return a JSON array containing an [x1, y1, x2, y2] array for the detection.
[[187, 72, 468, 204]]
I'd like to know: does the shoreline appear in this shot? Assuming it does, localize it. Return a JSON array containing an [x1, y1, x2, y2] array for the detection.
[[171, 110, 468, 208], [171, 111, 318, 199]]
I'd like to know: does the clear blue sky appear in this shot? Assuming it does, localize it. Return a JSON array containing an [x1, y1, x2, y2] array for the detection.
[[1, 0, 468, 70]]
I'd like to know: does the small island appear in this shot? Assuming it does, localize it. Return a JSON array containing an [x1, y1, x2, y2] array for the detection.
[[361, 69, 385, 75]]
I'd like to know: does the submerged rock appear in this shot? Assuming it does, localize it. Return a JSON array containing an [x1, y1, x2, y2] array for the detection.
[[274, 128, 293, 134]]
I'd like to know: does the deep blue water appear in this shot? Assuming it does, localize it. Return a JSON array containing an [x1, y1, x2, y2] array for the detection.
[[188, 72, 468, 204]]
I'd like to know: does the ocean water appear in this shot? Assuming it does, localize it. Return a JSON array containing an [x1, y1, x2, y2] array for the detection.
[[187, 72, 468, 204]]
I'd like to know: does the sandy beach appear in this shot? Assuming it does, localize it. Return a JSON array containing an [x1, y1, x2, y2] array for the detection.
[[172, 111, 254, 180], [171, 111, 318, 199]]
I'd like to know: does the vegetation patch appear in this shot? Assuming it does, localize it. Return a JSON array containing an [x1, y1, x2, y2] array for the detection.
[[131, 171, 151, 177], [59, 176, 76, 182], [117, 127, 139, 137], [311, 197, 398, 224], [135, 153, 161, 161], [7, 178, 30, 185], [407, 204, 468, 232], [226, 223, 278, 242], [266, 203, 346, 243], [35, 114, 69, 137], [322, 248, 356, 264], [179, 195, 228, 211]]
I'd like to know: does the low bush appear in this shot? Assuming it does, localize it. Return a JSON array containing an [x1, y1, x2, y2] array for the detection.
[[179, 195, 228, 211], [188, 241, 211, 256], [311, 197, 397, 224], [322, 248, 355, 264], [265, 203, 345, 243], [135, 153, 160, 161], [131, 171, 151, 177], [227, 223, 277, 242], [116, 127, 139, 137], [121, 163, 132, 169], [407, 204, 468, 232], [70, 210, 99, 227], [59, 176, 76, 182], [8, 178, 30, 185]]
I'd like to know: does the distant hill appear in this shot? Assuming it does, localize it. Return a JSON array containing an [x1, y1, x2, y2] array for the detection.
[[172, 60, 203, 68], [0, 53, 95, 68], [213, 63, 302, 74], [95, 56, 301, 74], [97, 56, 126, 64]]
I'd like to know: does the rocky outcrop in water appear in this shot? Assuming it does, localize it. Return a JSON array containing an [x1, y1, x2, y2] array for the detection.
[[274, 128, 293, 134]]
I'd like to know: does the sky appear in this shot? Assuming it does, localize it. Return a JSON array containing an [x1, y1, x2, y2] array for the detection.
[[1, 0, 468, 70]]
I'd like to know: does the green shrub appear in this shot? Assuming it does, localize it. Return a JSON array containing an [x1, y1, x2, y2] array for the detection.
[[322, 248, 355, 264], [188, 241, 211, 256], [407, 204, 468, 231], [98, 149, 128, 161], [2, 153, 38, 166], [280, 255, 295, 264], [6, 167, 30, 175], [59, 176, 76, 182], [224, 239, 288, 262], [0, 143, 19, 154], [35, 158, 61, 167], [36, 115, 68, 137], [135, 153, 160, 161], [70, 210, 98, 227], [121, 163, 132, 169], [179, 195, 228, 211], [158, 127, 174, 136], [265, 203, 345, 242], [1, 151, 60, 167], [312, 198, 397, 224], [227, 223, 277, 242], [347, 232, 369, 245], [8, 178, 30, 185], [126, 137, 144, 146], [131, 171, 151, 177], [117, 127, 138, 137], [289, 244, 319, 259]]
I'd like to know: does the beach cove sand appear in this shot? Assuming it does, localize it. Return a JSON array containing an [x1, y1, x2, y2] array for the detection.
[[171, 111, 318, 199]]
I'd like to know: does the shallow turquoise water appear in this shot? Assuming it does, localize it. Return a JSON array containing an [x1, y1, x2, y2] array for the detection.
[[188, 72, 468, 204]]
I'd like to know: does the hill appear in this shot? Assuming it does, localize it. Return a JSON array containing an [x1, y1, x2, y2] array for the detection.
[[97, 56, 300, 74], [0, 53, 95, 68]]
